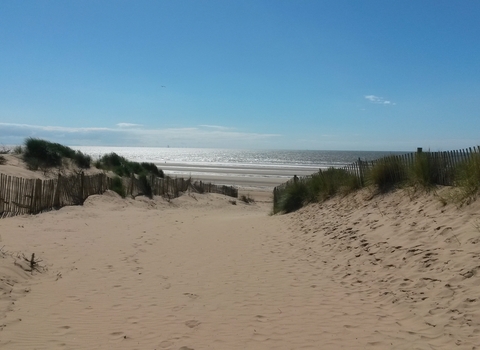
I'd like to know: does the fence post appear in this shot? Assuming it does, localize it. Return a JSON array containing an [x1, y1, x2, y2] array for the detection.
[[31, 178, 42, 214], [129, 174, 135, 197], [357, 158, 365, 187], [80, 172, 85, 203], [53, 174, 61, 208]]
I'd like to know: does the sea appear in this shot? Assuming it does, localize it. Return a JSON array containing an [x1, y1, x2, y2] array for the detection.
[[73, 147, 406, 189]]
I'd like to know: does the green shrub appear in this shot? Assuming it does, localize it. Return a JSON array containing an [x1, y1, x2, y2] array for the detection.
[[275, 181, 309, 213], [13, 145, 23, 154], [112, 165, 127, 177], [141, 162, 164, 178], [456, 153, 480, 199], [310, 168, 360, 201], [368, 156, 406, 192], [73, 151, 92, 169], [22, 138, 89, 170], [23, 138, 63, 169], [97, 153, 132, 177], [409, 152, 443, 189], [97, 153, 164, 178], [239, 194, 255, 204], [110, 176, 126, 198], [127, 161, 143, 175], [0, 155, 6, 165], [98, 153, 123, 168], [47, 141, 75, 159], [274, 168, 361, 213]]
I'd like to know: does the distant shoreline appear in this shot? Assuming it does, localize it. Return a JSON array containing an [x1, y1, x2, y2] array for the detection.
[[69, 146, 408, 190], [158, 162, 318, 190], [178, 172, 287, 190]]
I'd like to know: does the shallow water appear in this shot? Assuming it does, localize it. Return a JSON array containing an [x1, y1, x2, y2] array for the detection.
[[74, 146, 405, 189]]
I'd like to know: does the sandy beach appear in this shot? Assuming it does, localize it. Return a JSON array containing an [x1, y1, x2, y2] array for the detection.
[[2, 1, 479, 348], [1, 176, 480, 349], [0, 153, 294, 191]]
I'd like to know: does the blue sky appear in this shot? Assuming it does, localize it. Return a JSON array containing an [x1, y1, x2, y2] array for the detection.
[[1, 1, 479, 151]]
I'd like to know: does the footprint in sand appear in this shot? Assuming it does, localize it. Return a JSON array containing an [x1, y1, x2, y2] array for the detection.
[[185, 320, 201, 328], [56, 325, 72, 336], [159, 340, 174, 348], [255, 315, 268, 323], [109, 331, 126, 340], [183, 293, 199, 299], [467, 237, 480, 244], [172, 305, 185, 311], [343, 324, 358, 329]]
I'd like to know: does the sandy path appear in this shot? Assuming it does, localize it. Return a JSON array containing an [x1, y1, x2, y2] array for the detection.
[[0, 191, 450, 349]]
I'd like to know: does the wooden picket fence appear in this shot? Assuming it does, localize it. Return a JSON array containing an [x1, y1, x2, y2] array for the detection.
[[0, 172, 238, 219], [343, 146, 480, 187], [122, 175, 238, 199], [189, 180, 239, 198], [273, 146, 480, 206]]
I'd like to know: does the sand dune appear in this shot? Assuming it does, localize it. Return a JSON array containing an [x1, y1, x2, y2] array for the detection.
[[1, 187, 479, 349], [0, 154, 103, 180], [283, 188, 480, 349]]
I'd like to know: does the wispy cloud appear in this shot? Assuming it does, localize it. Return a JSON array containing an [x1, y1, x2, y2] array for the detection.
[[364, 95, 396, 105], [116, 123, 143, 128], [199, 125, 234, 130], [0, 122, 280, 148]]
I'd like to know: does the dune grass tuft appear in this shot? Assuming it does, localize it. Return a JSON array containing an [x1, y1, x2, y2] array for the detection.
[[409, 152, 443, 190], [239, 194, 255, 204], [274, 148, 480, 214], [24, 138, 63, 169], [455, 153, 480, 202], [368, 156, 406, 192], [23, 138, 91, 170], [110, 176, 126, 198], [310, 168, 361, 201], [141, 162, 164, 178], [96, 152, 163, 178], [274, 168, 360, 213], [275, 181, 309, 214], [73, 151, 92, 169]]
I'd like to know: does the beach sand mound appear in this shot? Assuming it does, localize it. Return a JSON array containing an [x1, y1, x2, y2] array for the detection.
[[283, 187, 480, 349], [0, 154, 103, 180], [0, 188, 479, 349], [0, 245, 37, 333]]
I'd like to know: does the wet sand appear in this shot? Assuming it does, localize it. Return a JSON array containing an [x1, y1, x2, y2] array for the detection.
[[159, 162, 317, 190]]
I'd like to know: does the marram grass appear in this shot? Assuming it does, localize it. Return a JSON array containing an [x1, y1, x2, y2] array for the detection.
[[367, 156, 406, 192], [274, 149, 480, 213], [274, 168, 360, 214]]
